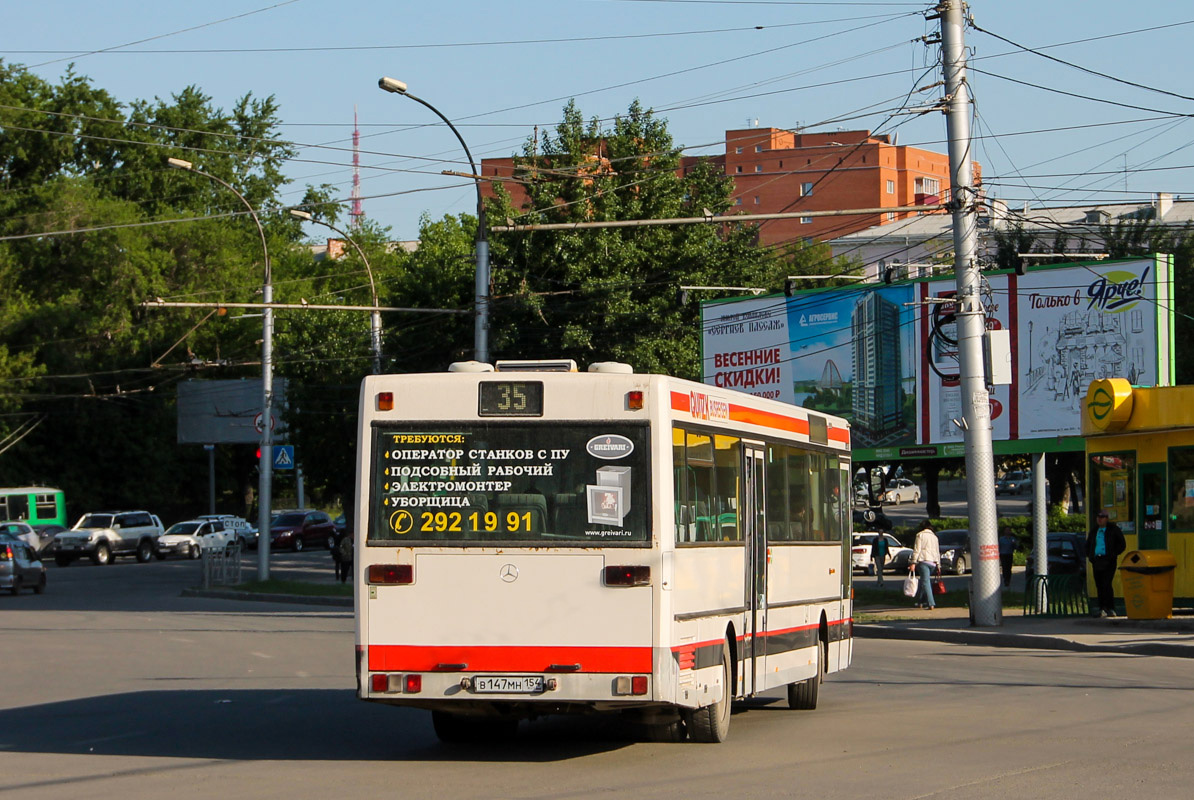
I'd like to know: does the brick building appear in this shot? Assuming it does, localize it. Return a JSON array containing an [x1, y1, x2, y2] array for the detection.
[[480, 126, 971, 247]]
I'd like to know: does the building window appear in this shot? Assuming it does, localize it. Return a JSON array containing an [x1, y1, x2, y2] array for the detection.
[[754, 196, 760, 204], [735, 166, 743, 174], [779, 160, 783, 168], [915, 176, 940, 195], [1089, 452, 1136, 533], [735, 147, 743, 154], [887, 212, 896, 221], [886, 180, 895, 194], [755, 165, 763, 173], [800, 216, 812, 224], [734, 198, 743, 206], [755, 145, 763, 153], [801, 182, 814, 196]]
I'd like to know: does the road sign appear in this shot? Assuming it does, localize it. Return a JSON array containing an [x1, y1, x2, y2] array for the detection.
[[254, 412, 278, 435], [274, 445, 295, 470]]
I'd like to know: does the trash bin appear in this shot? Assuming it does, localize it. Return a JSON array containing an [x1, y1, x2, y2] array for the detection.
[[1119, 550, 1177, 620]]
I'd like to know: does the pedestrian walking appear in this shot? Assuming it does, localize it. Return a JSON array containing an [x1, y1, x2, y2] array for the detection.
[[910, 520, 941, 610], [1086, 510, 1125, 617], [870, 534, 890, 587], [998, 526, 1016, 588]]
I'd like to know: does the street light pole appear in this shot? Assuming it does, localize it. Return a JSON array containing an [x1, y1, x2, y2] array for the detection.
[[289, 209, 383, 373], [378, 77, 490, 363], [167, 157, 275, 580]]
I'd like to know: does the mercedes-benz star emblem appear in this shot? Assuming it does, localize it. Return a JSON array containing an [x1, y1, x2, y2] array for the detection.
[[499, 564, 519, 583]]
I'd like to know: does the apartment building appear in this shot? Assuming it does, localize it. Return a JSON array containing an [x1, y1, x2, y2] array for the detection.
[[480, 126, 966, 247]]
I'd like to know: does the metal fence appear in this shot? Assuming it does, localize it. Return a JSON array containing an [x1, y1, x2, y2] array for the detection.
[[1023, 573, 1089, 617], [201, 541, 242, 589]]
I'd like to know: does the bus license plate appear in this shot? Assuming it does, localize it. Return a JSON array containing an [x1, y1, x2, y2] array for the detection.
[[472, 676, 544, 694]]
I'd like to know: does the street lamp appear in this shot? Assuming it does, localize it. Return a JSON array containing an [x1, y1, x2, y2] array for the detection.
[[167, 156, 276, 580], [288, 209, 383, 373], [377, 76, 490, 363]]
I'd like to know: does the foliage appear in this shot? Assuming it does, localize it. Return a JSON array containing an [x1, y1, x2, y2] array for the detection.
[[0, 61, 330, 520]]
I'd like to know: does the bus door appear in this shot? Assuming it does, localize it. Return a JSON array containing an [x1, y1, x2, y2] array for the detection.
[[742, 444, 767, 696]]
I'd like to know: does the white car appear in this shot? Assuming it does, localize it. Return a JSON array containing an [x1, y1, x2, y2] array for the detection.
[[851, 533, 912, 575], [156, 519, 236, 560], [882, 478, 921, 504], [196, 514, 258, 549], [53, 511, 164, 566]]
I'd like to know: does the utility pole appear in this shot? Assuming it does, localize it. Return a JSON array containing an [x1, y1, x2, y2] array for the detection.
[[939, 0, 1001, 626]]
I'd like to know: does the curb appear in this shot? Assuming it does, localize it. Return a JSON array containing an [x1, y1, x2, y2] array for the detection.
[[855, 623, 1194, 659], [181, 587, 353, 607]]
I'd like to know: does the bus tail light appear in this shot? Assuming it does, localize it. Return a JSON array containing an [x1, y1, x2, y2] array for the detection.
[[368, 564, 413, 584], [604, 565, 650, 586], [627, 390, 644, 410], [371, 673, 422, 693], [377, 392, 394, 411], [614, 676, 649, 695]]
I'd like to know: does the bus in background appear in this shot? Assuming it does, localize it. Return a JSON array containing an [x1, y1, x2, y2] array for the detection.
[[354, 360, 852, 743], [0, 487, 66, 531]]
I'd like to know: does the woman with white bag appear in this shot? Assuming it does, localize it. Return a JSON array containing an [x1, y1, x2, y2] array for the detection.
[[909, 520, 941, 610]]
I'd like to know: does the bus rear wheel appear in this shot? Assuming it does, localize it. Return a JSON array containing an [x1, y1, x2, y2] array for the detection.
[[431, 711, 518, 744], [686, 641, 731, 743], [788, 640, 824, 710]]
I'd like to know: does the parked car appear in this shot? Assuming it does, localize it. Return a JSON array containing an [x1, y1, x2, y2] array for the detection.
[[269, 510, 336, 552], [0, 538, 46, 595], [996, 471, 1032, 495], [156, 519, 236, 560], [52, 511, 164, 566], [196, 514, 258, 549], [853, 506, 893, 532], [1025, 532, 1088, 578], [937, 529, 972, 574], [851, 532, 912, 575], [882, 478, 921, 505]]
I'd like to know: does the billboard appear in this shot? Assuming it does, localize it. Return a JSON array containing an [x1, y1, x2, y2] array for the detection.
[[701, 256, 1173, 460], [177, 379, 288, 445], [702, 284, 919, 450]]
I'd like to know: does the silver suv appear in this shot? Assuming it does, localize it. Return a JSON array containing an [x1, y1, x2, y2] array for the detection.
[[52, 511, 164, 566]]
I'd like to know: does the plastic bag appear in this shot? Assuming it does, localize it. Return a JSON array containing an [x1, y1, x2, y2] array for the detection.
[[902, 572, 919, 598]]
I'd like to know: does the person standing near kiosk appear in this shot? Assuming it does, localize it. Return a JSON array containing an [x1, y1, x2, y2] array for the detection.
[[1087, 510, 1126, 617]]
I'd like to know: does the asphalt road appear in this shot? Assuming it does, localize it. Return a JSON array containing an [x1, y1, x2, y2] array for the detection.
[[3, 553, 1192, 799]]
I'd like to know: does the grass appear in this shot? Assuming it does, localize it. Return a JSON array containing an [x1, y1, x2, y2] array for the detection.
[[230, 579, 353, 597], [854, 584, 1025, 610]]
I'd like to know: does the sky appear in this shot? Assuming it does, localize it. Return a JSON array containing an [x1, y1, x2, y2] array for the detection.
[[6, 1, 1194, 241]]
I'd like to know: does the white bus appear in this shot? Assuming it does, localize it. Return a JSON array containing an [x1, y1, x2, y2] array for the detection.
[[354, 360, 853, 743]]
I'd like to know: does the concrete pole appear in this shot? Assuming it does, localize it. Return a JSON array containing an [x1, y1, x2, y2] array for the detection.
[[940, 0, 1001, 626], [205, 444, 216, 516], [259, 286, 273, 581], [297, 467, 305, 511], [1032, 452, 1049, 610]]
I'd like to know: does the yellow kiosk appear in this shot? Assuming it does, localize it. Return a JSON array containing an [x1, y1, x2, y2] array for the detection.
[[1083, 379, 1193, 611]]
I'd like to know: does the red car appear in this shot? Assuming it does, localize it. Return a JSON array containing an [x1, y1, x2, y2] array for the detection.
[[269, 510, 336, 552]]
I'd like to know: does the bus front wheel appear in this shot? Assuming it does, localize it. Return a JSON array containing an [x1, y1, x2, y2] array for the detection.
[[686, 641, 732, 743]]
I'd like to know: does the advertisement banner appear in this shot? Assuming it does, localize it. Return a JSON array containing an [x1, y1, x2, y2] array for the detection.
[[702, 285, 918, 450], [919, 276, 1012, 445], [1015, 259, 1163, 438], [701, 256, 1172, 459]]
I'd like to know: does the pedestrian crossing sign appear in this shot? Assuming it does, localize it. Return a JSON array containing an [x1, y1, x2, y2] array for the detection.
[[274, 445, 295, 470]]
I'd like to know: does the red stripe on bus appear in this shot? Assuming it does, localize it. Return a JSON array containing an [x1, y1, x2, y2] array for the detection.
[[728, 404, 810, 435], [671, 391, 848, 445], [367, 645, 652, 674]]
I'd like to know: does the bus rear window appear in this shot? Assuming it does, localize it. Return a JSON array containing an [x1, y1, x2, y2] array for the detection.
[[369, 423, 649, 546]]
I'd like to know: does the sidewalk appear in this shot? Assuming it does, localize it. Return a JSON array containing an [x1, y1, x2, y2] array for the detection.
[[856, 604, 1194, 658]]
